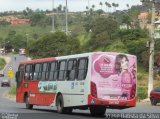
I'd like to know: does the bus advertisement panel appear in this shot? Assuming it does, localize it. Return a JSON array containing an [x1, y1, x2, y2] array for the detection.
[[89, 53, 136, 107]]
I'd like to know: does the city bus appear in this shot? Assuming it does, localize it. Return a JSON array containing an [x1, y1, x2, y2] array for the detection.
[[15, 52, 137, 116]]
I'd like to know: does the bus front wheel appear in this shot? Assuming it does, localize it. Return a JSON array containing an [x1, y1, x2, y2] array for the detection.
[[90, 106, 106, 116], [25, 96, 33, 109]]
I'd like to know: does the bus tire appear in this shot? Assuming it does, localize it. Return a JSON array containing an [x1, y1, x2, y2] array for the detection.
[[25, 96, 33, 109], [151, 98, 157, 106], [90, 106, 106, 116], [56, 95, 67, 114]]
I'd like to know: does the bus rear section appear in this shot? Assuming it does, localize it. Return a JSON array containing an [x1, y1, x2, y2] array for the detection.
[[88, 52, 137, 112]]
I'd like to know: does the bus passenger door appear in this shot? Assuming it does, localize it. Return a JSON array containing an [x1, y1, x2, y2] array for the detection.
[[16, 65, 24, 103], [68, 58, 88, 106]]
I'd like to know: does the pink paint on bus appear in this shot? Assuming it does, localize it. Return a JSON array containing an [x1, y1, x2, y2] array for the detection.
[[91, 52, 137, 100]]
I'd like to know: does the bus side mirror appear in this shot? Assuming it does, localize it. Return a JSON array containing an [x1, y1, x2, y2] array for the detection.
[[15, 71, 19, 82]]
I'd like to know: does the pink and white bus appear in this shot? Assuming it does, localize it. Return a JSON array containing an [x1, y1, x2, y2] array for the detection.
[[16, 52, 137, 116]]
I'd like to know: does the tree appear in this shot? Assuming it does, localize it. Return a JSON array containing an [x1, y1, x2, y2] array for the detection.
[[27, 32, 80, 58], [86, 6, 89, 10], [86, 6, 89, 14], [0, 20, 10, 27], [11, 35, 27, 51], [57, 4, 62, 12], [105, 2, 109, 13], [63, 6, 66, 12], [126, 4, 130, 9], [112, 3, 116, 12], [115, 3, 119, 11], [29, 12, 48, 27], [85, 16, 118, 51], [121, 14, 132, 29], [108, 3, 112, 12], [99, 2, 103, 10], [92, 4, 95, 11]]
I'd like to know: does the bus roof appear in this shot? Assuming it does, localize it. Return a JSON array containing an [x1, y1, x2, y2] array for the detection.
[[54, 52, 136, 60], [20, 57, 55, 64], [19, 52, 136, 64]]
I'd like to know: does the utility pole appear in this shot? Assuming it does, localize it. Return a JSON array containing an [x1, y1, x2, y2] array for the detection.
[[148, 0, 156, 98], [141, 0, 156, 97], [65, 0, 68, 35], [52, 0, 55, 32]]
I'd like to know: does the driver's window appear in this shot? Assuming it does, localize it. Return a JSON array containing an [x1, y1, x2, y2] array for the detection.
[[16, 64, 24, 87]]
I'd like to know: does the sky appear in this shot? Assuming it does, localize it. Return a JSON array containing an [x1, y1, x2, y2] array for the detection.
[[0, 0, 142, 12]]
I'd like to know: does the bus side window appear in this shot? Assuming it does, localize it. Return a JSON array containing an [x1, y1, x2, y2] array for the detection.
[[25, 64, 33, 80], [66, 59, 77, 81], [49, 62, 56, 81], [77, 58, 88, 80], [33, 63, 41, 80], [53, 62, 58, 80], [41, 63, 48, 81], [46, 63, 50, 80], [58, 60, 66, 81]]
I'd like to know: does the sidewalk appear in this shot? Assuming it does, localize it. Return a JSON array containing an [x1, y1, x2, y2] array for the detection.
[[137, 98, 150, 106]]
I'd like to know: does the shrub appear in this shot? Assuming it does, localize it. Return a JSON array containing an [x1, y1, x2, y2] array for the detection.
[[137, 86, 148, 101], [0, 58, 6, 70]]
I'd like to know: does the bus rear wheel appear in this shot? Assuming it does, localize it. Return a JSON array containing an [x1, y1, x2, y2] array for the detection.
[[25, 96, 33, 109], [90, 106, 106, 116], [56, 95, 65, 113]]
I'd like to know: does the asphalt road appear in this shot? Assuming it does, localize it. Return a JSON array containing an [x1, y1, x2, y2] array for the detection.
[[0, 54, 160, 119]]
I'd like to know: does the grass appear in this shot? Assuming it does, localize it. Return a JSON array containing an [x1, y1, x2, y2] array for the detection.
[[137, 64, 148, 101], [78, 33, 91, 46], [8, 85, 16, 95], [0, 58, 6, 70], [0, 24, 52, 39]]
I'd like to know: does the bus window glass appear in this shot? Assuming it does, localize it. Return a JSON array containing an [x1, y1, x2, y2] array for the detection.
[[50, 62, 56, 71], [41, 63, 48, 81], [33, 64, 41, 80], [77, 58, 88, 80], [18, 65, 24, 71], [58, 61, 66, 81], [49, 62, 56, 81], [25, 64, 33, 80], [68, 60, 73, 70], [67, 59, 77, 81]]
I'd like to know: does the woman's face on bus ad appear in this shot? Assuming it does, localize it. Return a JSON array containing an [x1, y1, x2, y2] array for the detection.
[[120, 57, 129, 70]]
